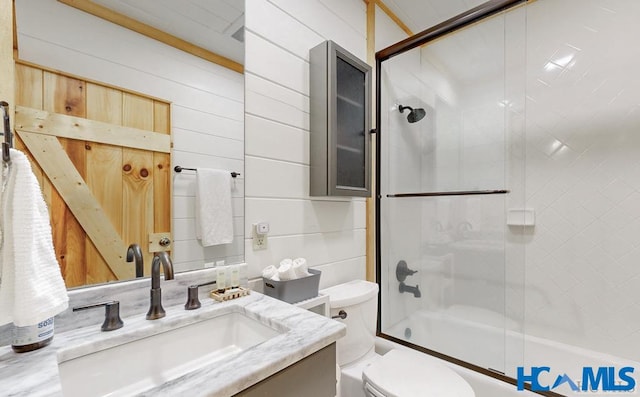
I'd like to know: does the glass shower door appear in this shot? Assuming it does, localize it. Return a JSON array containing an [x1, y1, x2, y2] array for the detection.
[[378, 7, 526, 375]]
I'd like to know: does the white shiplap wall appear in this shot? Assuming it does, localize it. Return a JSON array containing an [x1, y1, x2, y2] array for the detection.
[[244, 0, 368, 287], [16, 0, 244, 273]]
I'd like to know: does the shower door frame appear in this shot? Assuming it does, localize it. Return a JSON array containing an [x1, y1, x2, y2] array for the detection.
[[374, 1, 560, 396]]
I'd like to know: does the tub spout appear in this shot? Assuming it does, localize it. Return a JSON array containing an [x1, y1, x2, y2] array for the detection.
[[399, 282, 421, 298]]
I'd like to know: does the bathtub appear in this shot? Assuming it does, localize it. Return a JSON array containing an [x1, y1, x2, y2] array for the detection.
[[380, 308, 639, 396]]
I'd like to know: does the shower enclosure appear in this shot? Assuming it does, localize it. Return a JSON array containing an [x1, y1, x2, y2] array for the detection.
[[377, 0, 640, 395]]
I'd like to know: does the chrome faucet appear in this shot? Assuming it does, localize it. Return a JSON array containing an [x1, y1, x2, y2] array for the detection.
[[146, 252, 174, 320], [126, 243, 144, 278]]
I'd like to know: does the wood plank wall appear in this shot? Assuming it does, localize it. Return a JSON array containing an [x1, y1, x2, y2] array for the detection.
[[15, 61, 171, 287]]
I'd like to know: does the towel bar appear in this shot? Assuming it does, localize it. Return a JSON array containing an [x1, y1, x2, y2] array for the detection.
[[174, 165, 240, 178]]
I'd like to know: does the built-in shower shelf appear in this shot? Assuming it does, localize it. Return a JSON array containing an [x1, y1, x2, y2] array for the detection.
[[506, 208, 535, 226], [387, 189, 509, 198]]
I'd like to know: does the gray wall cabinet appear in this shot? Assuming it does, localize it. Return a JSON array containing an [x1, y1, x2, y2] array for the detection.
[[310, 40, 372, 197]]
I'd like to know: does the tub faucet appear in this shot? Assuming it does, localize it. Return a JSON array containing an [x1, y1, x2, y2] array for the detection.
[[399, 282, 421, 298], [146, 252, 174, 320], [126, 243, 144, 278]]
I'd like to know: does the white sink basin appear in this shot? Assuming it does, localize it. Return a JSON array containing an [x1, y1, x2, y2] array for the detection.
[[57, 312, 282, 397]]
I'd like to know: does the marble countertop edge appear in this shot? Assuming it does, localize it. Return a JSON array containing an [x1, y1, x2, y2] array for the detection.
[[0, 291, 346, 397]]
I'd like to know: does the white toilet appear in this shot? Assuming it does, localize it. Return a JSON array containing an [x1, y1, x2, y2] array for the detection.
[[320, 280, 475, 397]]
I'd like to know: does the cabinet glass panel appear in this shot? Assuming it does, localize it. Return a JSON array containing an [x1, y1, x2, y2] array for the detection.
[[336, 56, 366, 189], [309, 40, 371, 197]]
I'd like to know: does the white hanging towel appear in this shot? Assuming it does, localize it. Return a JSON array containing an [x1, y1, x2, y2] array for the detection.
[[195, 168, 234, 247], [0, 149, 68, 327]]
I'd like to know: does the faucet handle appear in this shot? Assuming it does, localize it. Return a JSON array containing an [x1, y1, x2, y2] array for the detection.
[[73, 301, 124, 332], [396, 260, 418, 282], [184, 280, 216, 310], [185, 286, 201, 310]]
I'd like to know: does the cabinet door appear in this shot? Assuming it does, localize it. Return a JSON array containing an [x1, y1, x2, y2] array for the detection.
[[335, 56, 367, 190], [329, 44, 371, 196], [310, 40, 371, 197], [234, 344, 336, 397]]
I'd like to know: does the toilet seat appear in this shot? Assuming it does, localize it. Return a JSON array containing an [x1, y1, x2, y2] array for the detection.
[[362, 349, 475, 397]]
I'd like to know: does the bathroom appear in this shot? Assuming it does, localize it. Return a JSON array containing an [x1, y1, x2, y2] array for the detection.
[[1, 0, 639, 396]]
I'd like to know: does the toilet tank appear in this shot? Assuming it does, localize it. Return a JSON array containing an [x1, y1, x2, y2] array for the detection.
[[320, 280, 379, 366]]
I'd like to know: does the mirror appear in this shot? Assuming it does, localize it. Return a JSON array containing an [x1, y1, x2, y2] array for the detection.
[[14, 0, 245, 288]]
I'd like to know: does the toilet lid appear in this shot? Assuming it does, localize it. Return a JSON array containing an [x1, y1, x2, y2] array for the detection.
[[320, 280, 378, 308], [362, 350, 475, 397]]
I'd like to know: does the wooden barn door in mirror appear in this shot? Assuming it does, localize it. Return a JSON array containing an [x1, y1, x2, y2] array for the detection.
[[14, 62, 171, 288]]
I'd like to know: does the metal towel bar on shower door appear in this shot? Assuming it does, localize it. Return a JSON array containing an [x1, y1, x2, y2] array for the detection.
[[387, 189, 509, 198]]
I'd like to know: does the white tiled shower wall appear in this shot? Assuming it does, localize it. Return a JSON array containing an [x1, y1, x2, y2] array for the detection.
[[380, 0, 640, 364], [243, 0, 369, 285], [521, 0, 640, 360], [16, 0, 244, 272]]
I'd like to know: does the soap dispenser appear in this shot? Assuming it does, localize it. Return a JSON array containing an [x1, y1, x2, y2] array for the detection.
[[11, 317, 55, 353]]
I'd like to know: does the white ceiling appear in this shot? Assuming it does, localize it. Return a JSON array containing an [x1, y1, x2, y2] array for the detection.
[[383, 0, 488, 34], [92, 0, 244, 64]]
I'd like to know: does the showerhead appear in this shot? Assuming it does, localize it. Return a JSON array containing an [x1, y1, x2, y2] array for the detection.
[[398, 104, 426, 123]]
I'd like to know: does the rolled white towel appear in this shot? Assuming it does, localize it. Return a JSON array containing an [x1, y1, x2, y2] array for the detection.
[[278, 261, 297, 281], [292, 257, 311, 278], [262, 265, 278, 280], [279, 258, 293, 268]]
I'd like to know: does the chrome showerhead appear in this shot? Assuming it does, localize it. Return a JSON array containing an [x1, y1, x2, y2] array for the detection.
[[398, 104, 426, 123]]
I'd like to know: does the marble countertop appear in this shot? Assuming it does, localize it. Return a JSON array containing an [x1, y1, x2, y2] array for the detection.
[[0, 291, 346, 397]]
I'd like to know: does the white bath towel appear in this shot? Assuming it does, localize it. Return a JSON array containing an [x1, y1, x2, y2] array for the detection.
[[195, 168, 233, 247], [0, 149, 68, 327], [292, 258, 311, 278]]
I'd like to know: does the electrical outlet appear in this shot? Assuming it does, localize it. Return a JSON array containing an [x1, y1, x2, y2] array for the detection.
[[252, 223, 268, 250]]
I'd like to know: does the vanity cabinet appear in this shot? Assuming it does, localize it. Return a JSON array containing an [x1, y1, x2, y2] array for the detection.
[[310, 40, 372, 197], [234, 343, 336, 397]]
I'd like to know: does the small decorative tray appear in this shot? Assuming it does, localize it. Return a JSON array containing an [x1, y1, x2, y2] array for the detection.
[[209, 287, 251, 302]]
